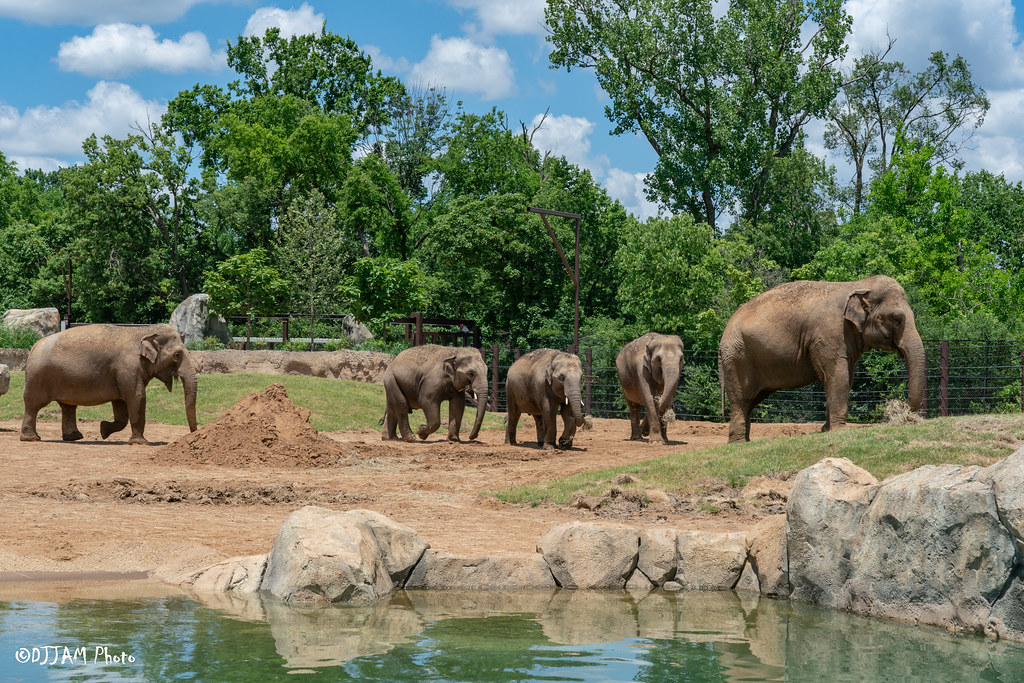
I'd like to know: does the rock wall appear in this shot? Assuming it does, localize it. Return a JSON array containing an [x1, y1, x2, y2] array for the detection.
[[190, 349, 393, 384]]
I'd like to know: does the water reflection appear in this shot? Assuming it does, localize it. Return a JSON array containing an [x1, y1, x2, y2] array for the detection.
[[1, 583, 1023, 681]]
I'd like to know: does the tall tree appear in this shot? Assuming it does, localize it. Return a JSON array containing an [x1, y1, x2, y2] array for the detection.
[[545, 0, 852, 232], [826, 49, 989, 214]]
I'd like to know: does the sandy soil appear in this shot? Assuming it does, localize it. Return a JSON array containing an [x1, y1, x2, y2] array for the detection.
[[0, 397, 820, 581]]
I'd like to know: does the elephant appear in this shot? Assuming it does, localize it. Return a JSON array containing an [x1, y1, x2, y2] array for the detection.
[[505, 348, 586, 450], [20, 323, 199, 445], [616, 332, 685, 444], [718, 275, 926, 443], [382, 344, 489, 442]]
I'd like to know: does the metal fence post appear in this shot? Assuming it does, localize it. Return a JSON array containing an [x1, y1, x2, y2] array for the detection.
[[585, 348, 593, 415], [940, 341, 950, 417], [491, 345, 500, 412]]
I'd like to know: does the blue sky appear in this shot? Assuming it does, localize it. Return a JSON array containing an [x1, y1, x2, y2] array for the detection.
[[2, 0, 1024, 219]]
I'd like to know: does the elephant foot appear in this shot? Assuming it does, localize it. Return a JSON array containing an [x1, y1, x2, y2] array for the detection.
[[557, 438, 574, 450], [648, 437, 666, 446], [100, 421, 122, 439], [20, 432, 40, 442], [417, 426, 435, 440], [541, 443, 555, 451], [628, 434, 643, 441], [447, 434, 461, 443], [62, 430, 84, 442], [128, 435, 151, 446]]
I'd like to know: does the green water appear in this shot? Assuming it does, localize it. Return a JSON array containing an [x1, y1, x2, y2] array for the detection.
[[0, 585, 1023, 682]]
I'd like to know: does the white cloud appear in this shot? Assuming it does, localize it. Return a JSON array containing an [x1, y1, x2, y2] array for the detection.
[[57, 23, 226, 77], [244, 3, 325, 38], [411, 35, 515, 100], [0, 82, 165, 169], [448, 0, 547, 36], [365, 45, 410, 74], [529, 113, 605, 170], [605, 169, 661, 221], [0, 0, 200, 24]]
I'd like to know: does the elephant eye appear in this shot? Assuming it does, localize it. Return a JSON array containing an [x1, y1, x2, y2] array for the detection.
[[467, 369, 475, 378]]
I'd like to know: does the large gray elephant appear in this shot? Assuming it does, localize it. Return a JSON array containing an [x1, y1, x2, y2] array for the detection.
[[20, 323, 198, 445], [719, 275, 926, 443], [382, 345, 489, 442], [505, 348, 585, 450], [616, 332, 685, 444]]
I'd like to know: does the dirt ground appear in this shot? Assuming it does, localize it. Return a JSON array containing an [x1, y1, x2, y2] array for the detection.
[[0, 390, 820, 582]]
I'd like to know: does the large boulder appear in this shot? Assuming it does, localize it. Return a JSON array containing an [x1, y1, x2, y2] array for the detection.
[[184, 555, 267, 594], [169, 294, 231, 346], [404, 550, 555, 590], [787, 451, 1024, 640], [537, 522, 639, 589], [636, 528, 678, 585], [675, 530, 747, 590], [2, 308, 59, 338], [745, 515, 790, 598], [0, 364, 8, 397], [341, 313, 373, 345], [787, 457, 879, 609], [259, 506, 428, 606]]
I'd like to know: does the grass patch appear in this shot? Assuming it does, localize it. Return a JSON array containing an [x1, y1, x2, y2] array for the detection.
[[0, 371, 504, 433], [492, 416, 1024, 506]]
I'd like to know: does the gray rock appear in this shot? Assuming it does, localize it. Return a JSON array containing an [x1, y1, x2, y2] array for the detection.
[[537, 522, 639, 589], [0, 364, 8, 396], [345, 509, 429, 587], [979, 445, 1024, 552], [341, 313, 374, 345], [260, 506, 425, 605], [843, 464, 1015, 633], [2, 308, 59, 338], [787, 457, 878, 609], [637, 528, 678, 586], [675, 530, 747, 590], [747, 515, 790, 598], [186, 555, 267, 594], [404, 550, 555, 590], [169, 294, 230, 346]]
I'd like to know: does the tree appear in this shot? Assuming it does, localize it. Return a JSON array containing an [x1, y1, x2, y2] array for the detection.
[[546, 0, 852, 232], [204, 248, 289, 346], [826, 50, 989, 214], [340, 256, 430, 339], [278, 190, 348, 347]]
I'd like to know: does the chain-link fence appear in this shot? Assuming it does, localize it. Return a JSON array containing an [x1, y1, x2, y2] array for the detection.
[[478, 337, 1024, 423]]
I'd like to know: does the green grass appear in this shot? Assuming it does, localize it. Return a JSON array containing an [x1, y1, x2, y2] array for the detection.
[[0, 371, 505, 433], [491, 414, 1024, 505]]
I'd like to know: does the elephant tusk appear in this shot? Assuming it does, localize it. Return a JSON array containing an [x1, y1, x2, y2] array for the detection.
[[564, 396, 569, 406], [472, 391, 477, 402]]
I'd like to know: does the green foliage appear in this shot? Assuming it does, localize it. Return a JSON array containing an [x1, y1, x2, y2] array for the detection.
[[341, 256, 430, 338], [546, 0, 852, 232], [204, 248, 289, 343], [0, 325, 41, 349]]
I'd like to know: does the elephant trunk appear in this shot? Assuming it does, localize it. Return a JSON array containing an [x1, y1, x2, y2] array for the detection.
[[899, 326, 927, 416], [658, 364, 681, 416], [566, 380, 584, 427], [179, 353, 199, 433], [468, 375, 489, 440]]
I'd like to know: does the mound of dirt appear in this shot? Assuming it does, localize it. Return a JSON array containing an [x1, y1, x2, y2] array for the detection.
[[156, 383, 347, 468]]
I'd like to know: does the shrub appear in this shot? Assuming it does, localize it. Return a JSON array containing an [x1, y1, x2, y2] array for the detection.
[[0, 325, 42, 349]]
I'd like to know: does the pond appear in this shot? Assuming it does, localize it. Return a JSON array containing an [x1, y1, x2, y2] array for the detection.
[[0, 579, 1022, 682]]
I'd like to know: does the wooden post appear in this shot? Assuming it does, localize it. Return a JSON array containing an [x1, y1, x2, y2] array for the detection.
[[940, 341, 950, 417], [491, 345, 500, 412], [1020, 350, 1024, 412], [585, 348, 593, 415], [414, 312, 424, 346], [514, 347, 521, 360], [282, 317, 289, 343]]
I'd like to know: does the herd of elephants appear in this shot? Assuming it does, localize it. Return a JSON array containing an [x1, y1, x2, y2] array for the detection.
[[17, 275, 925, 448]]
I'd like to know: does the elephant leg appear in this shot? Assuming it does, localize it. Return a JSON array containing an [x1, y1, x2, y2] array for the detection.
[[59, 402, 83, 441], [125, 394, 149, 445], [533, 415, 544, 445], [557, 403, 577, 449], [447, 393, 465, 442], [20, 397, 45, 442], [101, 399, 129, 439], [418, 400, 442, 440], [820, 360, 852, 432], [640, 382, 663, 445], [626, 400, 644, 440], [505, 396, 521, 445], [541, 405, 557, 450]]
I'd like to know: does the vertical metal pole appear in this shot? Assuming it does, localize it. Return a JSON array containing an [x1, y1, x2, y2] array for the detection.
[[585, 348, 593, 415], [282, 318, 289, 343], [940, 341, 949, 417], [491, 345, 500, 412], [574, 215, 580, 355]]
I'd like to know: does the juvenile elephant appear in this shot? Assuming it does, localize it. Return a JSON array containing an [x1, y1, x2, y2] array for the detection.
[[21, 323, 198, 445], [719, 275, 926, 443], [505, 348, 585, 450], [382, 345, 489, 442], [616, 332, 684, 444]]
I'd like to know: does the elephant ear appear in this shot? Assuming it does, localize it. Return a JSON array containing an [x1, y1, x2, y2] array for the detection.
[[844, 289, 871, 332], [140, 333, 161, 364], [442, 354, 458, 380], [642, 342, 654, 374]]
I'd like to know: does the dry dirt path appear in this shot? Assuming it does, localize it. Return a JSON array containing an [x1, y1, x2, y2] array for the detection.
[[0, 416, 818, 579]]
